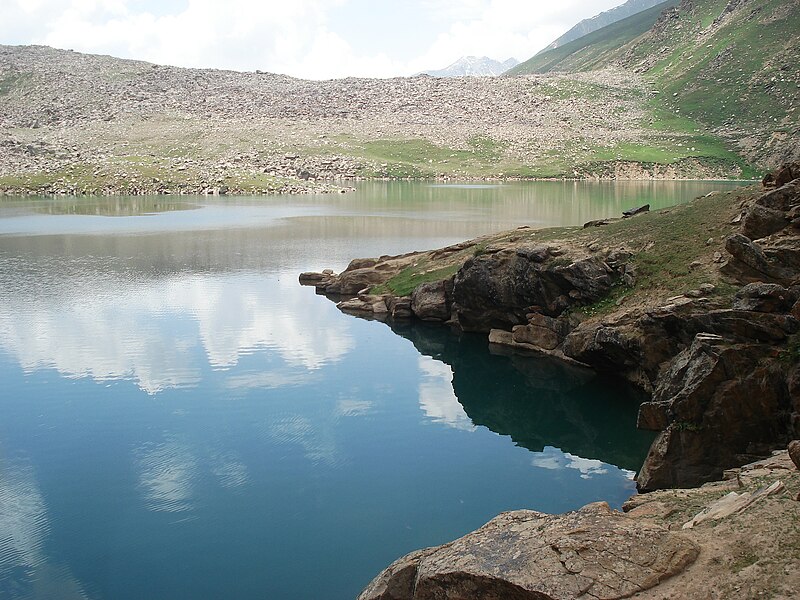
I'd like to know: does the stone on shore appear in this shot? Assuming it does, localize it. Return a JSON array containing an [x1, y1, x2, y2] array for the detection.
[[358, 502, 699, 600], [410, 280, 452, 321]]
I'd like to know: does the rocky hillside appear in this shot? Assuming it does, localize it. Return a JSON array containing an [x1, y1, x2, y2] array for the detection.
[[619, 0, 800, 168], [508, 1, 680, 75], [0, 44, 753, 195], [510, 0, 800, 169]]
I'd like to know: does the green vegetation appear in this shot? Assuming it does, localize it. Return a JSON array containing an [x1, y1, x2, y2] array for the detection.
[[509, 0, 799, 172], [0, 159, 307, 195], [578, 284, 633, 318], [350, 138, 554, 179], [373, 262, 461, 297], [730, 549, 759, 573], [674, 421, 705, 432], [625, 0, 800, 135], [780, 335, 800, 365], [508, 1, 680, 75]]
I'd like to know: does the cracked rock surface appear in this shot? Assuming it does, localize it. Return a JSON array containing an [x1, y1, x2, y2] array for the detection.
[[358, 502, 699, 600]]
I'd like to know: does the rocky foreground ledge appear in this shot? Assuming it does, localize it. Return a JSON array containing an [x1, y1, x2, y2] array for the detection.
[[359, 449, 800, 600]]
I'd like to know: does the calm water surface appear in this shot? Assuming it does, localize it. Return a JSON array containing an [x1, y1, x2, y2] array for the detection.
[[0, 181, 746, 599]]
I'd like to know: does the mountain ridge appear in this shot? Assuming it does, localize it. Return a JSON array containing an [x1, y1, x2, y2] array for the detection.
[[543, 0, 671, 52], [419, 56, 519, 78]]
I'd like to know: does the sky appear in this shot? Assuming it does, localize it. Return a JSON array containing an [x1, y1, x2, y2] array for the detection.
[[1, 0, 628, 79]]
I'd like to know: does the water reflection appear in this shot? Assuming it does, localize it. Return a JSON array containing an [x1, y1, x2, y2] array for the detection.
[[417, 356, 475, 431], [532, 447, 617, 480], [392, 322, 654, 471], [134, 439, 199, 513], [31, 197, 197, 217], [0, 457, 89, 600], [0, 270, 353, 394]]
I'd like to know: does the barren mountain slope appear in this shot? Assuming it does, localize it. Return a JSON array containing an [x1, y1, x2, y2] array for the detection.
[[0, 45, 751, 195]]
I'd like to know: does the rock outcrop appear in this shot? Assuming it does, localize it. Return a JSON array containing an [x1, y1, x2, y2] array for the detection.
[[358, 502, 699, 600], [452, 247, 631, 331], [302, 168, 800, 493], [636, 333, 795, 491]]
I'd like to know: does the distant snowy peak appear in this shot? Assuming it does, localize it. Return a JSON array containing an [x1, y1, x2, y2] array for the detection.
[[420, 56, 519, 78]]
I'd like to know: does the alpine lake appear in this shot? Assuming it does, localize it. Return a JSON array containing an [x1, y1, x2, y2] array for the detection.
[[0, 180, 747, 600]]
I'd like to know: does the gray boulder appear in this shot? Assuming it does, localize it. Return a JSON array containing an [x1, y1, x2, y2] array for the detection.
[[741, 204, 789, 240], [733, 283, 797, 313], [411, 280, 452, 321], [637, 334, 794, 491]]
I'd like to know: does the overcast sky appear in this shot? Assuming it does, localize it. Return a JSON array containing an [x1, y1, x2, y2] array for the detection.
[[1, 0, 628, 79]]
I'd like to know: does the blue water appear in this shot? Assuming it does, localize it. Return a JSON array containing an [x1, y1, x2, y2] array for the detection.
[[0, 181, 745, 599]]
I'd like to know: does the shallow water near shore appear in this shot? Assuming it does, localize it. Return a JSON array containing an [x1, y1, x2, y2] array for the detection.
[[0, 180, 746, 600]]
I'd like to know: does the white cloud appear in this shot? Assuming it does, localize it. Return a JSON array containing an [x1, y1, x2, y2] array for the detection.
[[405, 0, 627, 74], [1, 0, 629, 78], [134, 439, 198, 512], [0, 458, 89, 597]]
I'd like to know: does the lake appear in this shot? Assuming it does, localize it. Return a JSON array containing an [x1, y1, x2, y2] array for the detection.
[[0, 180, 746, 600]]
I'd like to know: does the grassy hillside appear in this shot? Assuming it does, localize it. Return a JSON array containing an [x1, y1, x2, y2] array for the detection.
[[543, 0, 671, 53], [508, 1, 679, 75], [618, 0, 800, 166], [510, 0, 800, 169]]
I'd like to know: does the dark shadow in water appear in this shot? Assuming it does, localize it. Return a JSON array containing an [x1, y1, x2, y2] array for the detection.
[[390, 321, 655, 472]]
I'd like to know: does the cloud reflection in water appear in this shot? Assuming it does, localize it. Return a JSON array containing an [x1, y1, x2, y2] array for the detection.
[[0, 458, 89, 599], [0, 272, 353, 394]]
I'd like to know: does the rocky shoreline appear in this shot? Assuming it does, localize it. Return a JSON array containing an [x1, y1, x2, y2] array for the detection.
[[301, 163, 800, 491], [300, 163, 800, 597]]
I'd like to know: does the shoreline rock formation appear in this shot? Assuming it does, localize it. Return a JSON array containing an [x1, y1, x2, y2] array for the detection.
[[301, 164, 800, 492], [300, 164, 800, 598]]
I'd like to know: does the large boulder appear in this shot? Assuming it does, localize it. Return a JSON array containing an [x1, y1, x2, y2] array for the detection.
[[511, 314, 571, 350], [452, 249, 624, 331], [733, 283, 797, 312], [757, 180, 800, 211], [411, 279, 452, 322], [358, 502, 699, 600], [636, 334, 795, 491], [723, 233, 799, 285], [741, 204, 789, 240], [762, 162, 800, 188], [561, 323, 641, 371]]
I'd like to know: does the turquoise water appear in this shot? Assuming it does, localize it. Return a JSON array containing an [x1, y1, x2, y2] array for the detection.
[[0, 181, 745, 599]]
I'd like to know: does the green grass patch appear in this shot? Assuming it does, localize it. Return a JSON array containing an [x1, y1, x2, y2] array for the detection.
[[372, 263, 460, 297], [578, 284, 633, 318]]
